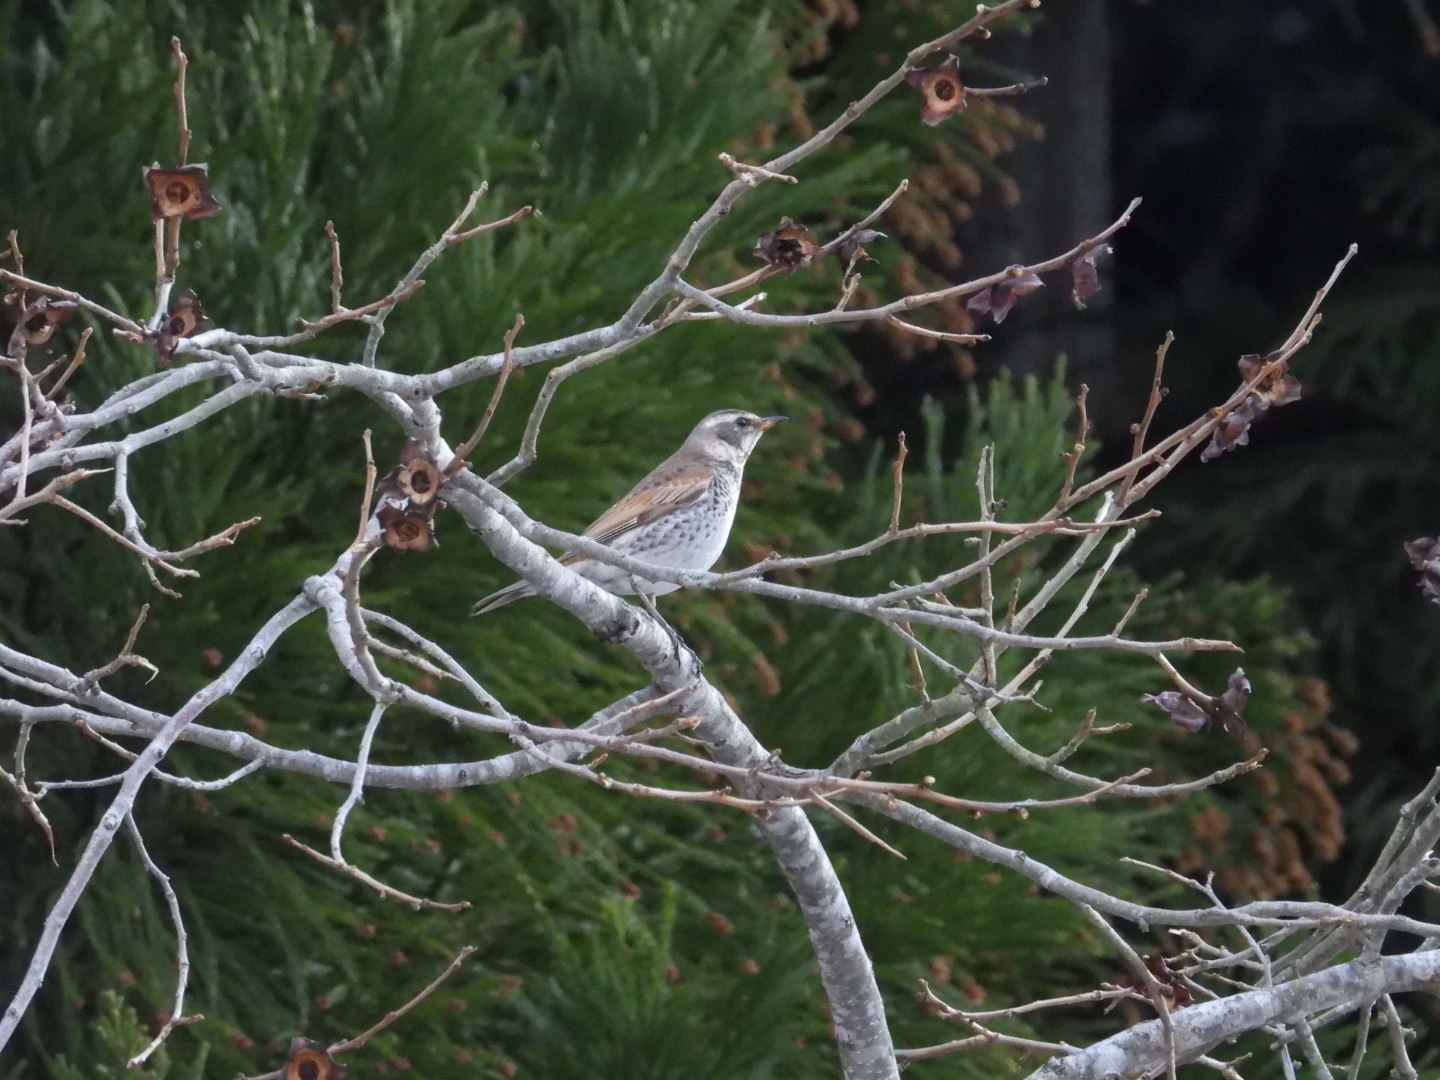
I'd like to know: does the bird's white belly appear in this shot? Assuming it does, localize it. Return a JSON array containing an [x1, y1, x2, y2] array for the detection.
[[631, 491, 736, 571]]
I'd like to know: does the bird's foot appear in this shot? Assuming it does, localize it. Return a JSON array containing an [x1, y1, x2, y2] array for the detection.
[[634, 589, 693, 668]]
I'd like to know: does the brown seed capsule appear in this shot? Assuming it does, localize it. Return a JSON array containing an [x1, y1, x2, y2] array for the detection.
[[906, 56, 967, 126], [379, 441, 443, 507], [143, 163, 223, 221], [377, 504, 437, 551], [753, 218, 818, 273], [10, 297, 77, 352], [155, 289, 211, 365], [965, 273, 1044, 325], [283, 1037, 347, 1080]]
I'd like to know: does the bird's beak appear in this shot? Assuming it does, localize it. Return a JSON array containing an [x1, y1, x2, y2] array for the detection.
[[757, 415, 788, 430]]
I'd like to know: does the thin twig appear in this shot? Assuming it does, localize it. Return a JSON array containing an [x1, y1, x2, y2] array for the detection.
[[1058, 383, 1090, 504], [446, 202, 534, 247], [45, 326, 89, 402], [888, 432, 908, 534], [298, 278, 425, 333], [717, 151, 797, 185], [329, 703, 386, 863], [1381, 994, 1418, 1080], [1120, 331, 1173, 502], [14, 370, 33, 506], [0, 272, 146, 337], [0, 592, 316, 1049], [329, 945, 477, 1053], [356, 184, 528, 367], [79, 604, 157, 688], [124, 812, 202, 1067], [808, 789, 907, 858], [965, 76, 1049, 99], [171, 37, 191, 166], [918, 978, 1138, 1025], [324, 220, 344, 313], [1065, 904, 1175, 1080], [282, 834, 471, 912], [0, 764, 55, 863], [448, 314, 523, 475], [886, 316, 990, 345], [672, 198, 1144, 332], [355, 430, 376, 546], [4, 231, 23, 308]]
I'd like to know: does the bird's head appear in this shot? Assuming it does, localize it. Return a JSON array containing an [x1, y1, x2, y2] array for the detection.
[[687, 409, 787, 461]]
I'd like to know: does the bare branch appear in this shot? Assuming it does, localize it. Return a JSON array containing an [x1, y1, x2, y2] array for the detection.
[[671, 198, 1143, 331], [281, 834, 471, 913], [329, 945, 477, 1054], [79, 604, 157, 688], [324, 219, 344, 313], [449, 313, 523, 475], [0, 592, 315, 1048], [123, 812, 202, 1067], [0, 762, 55, 863]]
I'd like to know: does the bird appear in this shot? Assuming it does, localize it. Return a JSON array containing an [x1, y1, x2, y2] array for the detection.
[[470, 409, 786, 615]]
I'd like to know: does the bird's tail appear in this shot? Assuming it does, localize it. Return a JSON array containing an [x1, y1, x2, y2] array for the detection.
[[469, 581, 534, 616]]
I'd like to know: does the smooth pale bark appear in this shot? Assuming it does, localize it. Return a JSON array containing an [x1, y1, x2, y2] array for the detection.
[[447, 479, 899, 1080], [1026, 951, 1440, 1080]]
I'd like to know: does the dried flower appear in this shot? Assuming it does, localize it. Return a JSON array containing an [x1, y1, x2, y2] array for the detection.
[[1237, 351, 1302, 409], [905, 56, 967, 126], [1405, 536, 1440, 604], [373, 442, 443, 549], [1202, 351, 1302, 462], [1201, 400, 1257, 461], [283, 1037, 347, 1080], [1141, 690, 1210, 732], [1143, 954, 1194, 1006], [753, 218, 818, 273], [9, 297, 78, 353], [1068, 245, 1110, 307], [377, 503, 436, 551], [380, 441, 442, 507], [965, 273, 1043, 325], [1214, 669, 1251, 737], [155, 289, 210, 364], [143, 163, 222, 221], [836, 228, 886, 266], [1143, 668, 1250, 738]]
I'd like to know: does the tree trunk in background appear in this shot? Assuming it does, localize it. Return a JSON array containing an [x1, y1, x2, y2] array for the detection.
[[963, 0, 1125, 435]]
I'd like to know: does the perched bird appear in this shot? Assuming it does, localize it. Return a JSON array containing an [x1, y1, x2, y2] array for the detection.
[[471, 409, 786, 614]]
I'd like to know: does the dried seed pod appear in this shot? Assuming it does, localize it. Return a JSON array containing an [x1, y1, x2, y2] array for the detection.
[[143, 163, 223, 221], [154, 289, 211, 364], [282, 1037, 347, 1080], [9, 297, 78, 353], [753, 218, 818, 273], [905, 56, 967, 126], [377, 503, 437, 551], [965, 273, 1043, 325]]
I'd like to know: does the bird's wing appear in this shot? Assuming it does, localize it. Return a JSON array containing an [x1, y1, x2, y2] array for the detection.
[[575, 460, 714, 551]]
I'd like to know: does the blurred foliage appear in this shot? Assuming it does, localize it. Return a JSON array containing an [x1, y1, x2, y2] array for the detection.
[[0, 1, 1358, 1077]]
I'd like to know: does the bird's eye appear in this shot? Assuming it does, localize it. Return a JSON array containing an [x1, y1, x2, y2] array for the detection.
[[734, 416, 751, 428]]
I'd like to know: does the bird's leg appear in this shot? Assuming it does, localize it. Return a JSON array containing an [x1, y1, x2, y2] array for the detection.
[[631, 578, 694, 667]]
